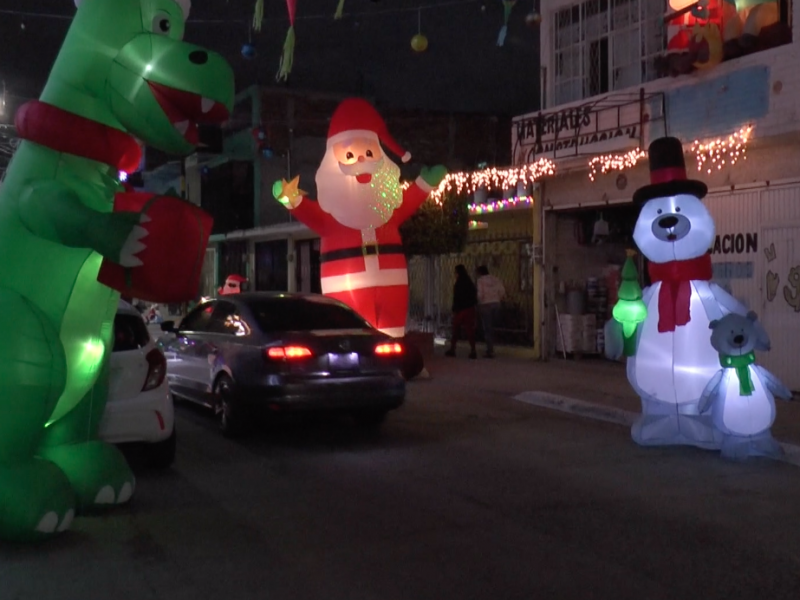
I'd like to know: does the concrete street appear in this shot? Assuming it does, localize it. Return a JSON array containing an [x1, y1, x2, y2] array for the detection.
[[3, 354, 800, 600]]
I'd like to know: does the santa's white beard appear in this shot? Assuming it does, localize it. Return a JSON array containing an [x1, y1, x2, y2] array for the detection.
[[316, 152, 404, 230]]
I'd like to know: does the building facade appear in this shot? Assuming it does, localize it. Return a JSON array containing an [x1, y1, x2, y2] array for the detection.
[[517, 0, 799, 389]]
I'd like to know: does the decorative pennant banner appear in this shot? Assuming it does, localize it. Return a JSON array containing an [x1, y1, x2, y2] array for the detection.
[[335, 0, 345, 20], [253, 0, 264, 31], [277, 0, 297, 81], [497, 0, 518, 46]]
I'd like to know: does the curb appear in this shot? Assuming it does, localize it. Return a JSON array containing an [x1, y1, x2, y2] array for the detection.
[[513, 391, 800, 468]]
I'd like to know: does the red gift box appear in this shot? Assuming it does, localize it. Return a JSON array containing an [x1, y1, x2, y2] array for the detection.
[[97, 191, 214, 303]]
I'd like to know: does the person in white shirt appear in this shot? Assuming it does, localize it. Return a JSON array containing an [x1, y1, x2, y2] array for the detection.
[[476, 265, 505, 358]]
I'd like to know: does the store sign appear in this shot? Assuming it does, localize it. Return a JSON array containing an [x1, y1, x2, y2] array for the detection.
[[512, 102, 641, 165], [711, 232, 758, 255]]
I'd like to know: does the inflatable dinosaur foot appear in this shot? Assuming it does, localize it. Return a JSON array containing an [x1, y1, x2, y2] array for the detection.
[[38, 440, 135, 513], [0, 458, 76, 542]]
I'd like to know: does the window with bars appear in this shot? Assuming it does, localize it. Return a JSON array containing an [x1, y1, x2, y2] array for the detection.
[[553, 0, 665, 105]]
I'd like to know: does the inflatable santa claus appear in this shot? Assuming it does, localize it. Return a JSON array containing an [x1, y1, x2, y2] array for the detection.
[[273, 97, 447, 338], [218, 274, 247, 296]]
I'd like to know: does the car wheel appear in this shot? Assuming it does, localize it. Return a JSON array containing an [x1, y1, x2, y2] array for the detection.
[[353, 410, 389, 429], [146, 427, 177, 469], [213, 374, 244, 438]]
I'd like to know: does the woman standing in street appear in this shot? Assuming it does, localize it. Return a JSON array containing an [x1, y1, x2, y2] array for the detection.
[[476, 265, 505, 358], [446, 264, 478, 359]]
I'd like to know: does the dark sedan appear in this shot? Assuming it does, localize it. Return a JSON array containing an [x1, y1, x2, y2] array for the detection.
[[158, 292, 406, 436]]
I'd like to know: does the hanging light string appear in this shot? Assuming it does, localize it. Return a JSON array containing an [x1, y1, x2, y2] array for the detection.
[[587, 148, 647, 181], [400, 158, 556, 205], [0, 0, 480, 26], [691, 126, 753, 175]]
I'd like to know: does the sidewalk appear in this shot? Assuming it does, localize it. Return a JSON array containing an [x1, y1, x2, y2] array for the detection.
[[422, 343, 800, 448]]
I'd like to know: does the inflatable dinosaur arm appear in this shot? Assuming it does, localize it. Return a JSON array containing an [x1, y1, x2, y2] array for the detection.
[[19, 180, 147, 267], [698, 369, 725, 414], [754, 365, 793, 400]]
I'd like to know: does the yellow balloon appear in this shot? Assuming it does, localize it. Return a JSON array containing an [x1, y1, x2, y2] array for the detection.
[[411, 34, 428, 53]]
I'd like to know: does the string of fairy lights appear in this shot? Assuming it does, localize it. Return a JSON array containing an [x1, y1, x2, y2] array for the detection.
[[428, 158, 556, 203], [430, 125, 756, 215], [588, 148, 647, 182], [690, 126, 752, 175]]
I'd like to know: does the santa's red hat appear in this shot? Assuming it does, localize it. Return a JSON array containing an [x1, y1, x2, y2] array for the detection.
[[327, 98, 411, 163], [225, 274, 248, 283]]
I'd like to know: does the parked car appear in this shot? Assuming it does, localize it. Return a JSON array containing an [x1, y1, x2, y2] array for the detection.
[[98, 300, 176, 468], [158, 292, 406, 437]]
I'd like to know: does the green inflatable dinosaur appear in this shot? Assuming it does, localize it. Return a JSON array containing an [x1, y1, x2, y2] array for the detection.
[[0, 0, 233, 542]]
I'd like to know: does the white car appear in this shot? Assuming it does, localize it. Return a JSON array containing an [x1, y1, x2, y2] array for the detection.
[[98, 300, 176, 468]]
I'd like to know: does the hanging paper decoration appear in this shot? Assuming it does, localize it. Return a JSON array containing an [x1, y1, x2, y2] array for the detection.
[[525, 10, 542, 28], [611, 249, 647, 357], [253, 0, 264, 31], [0, 0, 233, 542], [277, 0, 298, 82], [411, 34, 429, 52], [335, 0, 346, 20], [242, 20, 257, 59], [272, 98, 447, 338], [603, 137, 787, 460], [497, 0, 518, 46], [411, 9, 428, 53]]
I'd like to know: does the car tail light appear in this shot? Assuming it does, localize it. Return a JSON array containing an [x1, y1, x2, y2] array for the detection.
[[266, 346, 313, 360], [142, 348, 167, 391], [375, 342, 403, 355]]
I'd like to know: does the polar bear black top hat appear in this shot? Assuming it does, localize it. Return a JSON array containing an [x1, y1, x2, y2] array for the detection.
[[633, 136, 708, 204]]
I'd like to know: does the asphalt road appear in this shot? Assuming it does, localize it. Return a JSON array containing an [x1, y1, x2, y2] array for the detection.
[[3, 361, 800, 600]]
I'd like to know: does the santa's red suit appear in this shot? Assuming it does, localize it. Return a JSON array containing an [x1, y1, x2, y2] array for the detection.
[[287, 182, 432, 338], [282, 99, 436, 338]]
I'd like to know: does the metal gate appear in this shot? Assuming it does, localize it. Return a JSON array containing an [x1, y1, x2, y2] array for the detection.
[[407, 238, 534, 346]]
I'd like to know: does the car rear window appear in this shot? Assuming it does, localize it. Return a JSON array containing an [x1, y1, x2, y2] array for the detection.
[[248, 298, 371, 333], [113, 313, 150, 352]]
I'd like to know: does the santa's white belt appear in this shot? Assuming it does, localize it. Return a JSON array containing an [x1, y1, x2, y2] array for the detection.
[[320, 243, 405, 263], [321, 255, 408, 295]]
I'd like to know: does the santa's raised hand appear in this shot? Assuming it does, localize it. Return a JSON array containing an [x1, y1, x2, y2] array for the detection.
[[272, 176, 306, 209]]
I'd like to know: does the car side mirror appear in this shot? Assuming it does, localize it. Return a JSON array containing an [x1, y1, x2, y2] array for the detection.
[[160, 320, 177, 333]]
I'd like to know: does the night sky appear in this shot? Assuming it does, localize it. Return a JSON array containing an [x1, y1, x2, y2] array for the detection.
[[0, 0, 541, 119]]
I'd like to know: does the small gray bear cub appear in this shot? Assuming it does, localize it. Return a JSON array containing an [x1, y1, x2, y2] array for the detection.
[[700, 311, 793, 460], [708, 310, 771, 356]]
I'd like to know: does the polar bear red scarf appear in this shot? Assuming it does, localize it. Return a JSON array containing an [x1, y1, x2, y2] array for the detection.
[[648, 254, 713, 333]]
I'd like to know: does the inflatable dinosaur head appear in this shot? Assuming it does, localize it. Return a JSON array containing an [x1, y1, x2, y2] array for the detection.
[[47, 0, 234, 155]]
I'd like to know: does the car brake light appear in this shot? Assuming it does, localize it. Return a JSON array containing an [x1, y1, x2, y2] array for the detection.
[[266, 346, 313, 359], [375, 342, 403, 355], [143, 348, 167, 391]]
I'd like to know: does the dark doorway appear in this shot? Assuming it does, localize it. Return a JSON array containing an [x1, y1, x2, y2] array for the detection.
[[201, 161, 255, 235], [255, 240, 289, 291], [295, 238, 321, 294], [217, 241, 249, 291]]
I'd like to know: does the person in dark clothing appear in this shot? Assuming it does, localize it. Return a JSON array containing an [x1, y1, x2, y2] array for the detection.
[[446, 264, 478, 359]]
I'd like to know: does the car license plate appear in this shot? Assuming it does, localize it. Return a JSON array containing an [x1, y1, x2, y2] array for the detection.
[[328, 352, 359, 373]]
